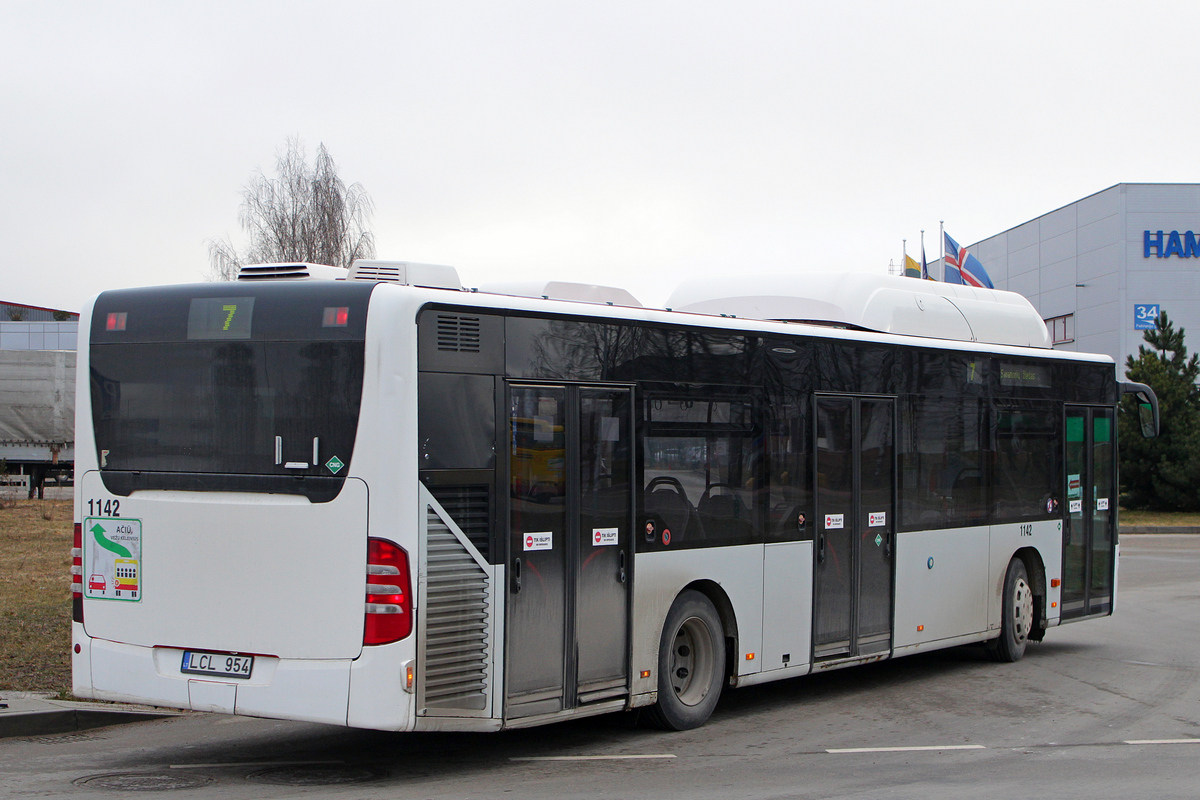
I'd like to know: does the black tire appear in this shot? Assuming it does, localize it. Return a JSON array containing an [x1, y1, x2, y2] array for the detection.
[[988, 558, 1034, 662], [646, 590, 726, 731]]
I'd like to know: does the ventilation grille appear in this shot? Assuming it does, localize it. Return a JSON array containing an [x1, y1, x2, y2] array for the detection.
[[349, 262, 403, 282], [238, 264, 314, 280], [421, 509, 490, 711], [236, 263, 347, 281], [428, 485, 490, 561], [436, 315, 481, 353]]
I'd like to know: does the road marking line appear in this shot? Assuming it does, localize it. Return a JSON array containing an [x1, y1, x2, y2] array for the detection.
[[826, 745, 986, 754], [1124, 739, 1200, 745], [510, 754, 677, 761], [168, 760, 345, 769]]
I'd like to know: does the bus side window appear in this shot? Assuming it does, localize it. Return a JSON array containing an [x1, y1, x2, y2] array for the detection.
[[899, 397, 987, 529], [992, 403, 1060, 523], [418, 373, 496, 470], [767, 401, 809, 541], [642, 394, 764, 547]]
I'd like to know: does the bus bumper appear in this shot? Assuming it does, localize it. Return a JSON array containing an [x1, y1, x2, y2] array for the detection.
[[80, 635, 355, 727]]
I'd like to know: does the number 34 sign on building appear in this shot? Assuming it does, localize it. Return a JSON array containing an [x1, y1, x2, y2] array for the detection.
[[1135, 304, 1161, 330]]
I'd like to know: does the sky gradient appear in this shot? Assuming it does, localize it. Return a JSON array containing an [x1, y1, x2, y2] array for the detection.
[[3, 1, 1197, 311]]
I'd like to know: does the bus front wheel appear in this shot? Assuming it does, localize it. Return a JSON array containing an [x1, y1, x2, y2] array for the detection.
[[988, 558, 1033, 662], [647, 590, 725, 730]]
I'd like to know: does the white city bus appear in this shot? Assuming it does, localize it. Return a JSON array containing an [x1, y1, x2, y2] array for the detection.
[[70, 263, 1158, 731]]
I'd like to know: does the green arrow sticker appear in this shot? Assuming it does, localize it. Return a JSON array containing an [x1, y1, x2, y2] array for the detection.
[[92, 523, 133, 558], [325, 455, 344, 474]]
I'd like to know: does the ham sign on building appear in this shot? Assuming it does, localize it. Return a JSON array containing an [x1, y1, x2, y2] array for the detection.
[[1144, 230, 1200, 259]]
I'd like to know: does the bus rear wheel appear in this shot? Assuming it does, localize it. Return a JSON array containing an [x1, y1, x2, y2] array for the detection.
[[646, 590, 726, 730], [988, 558, 1034, 662]]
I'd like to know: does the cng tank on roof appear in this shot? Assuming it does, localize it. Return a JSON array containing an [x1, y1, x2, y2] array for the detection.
[[667, 272, 1052, 349]]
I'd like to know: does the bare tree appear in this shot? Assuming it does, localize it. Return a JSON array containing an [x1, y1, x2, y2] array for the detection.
[[209, 138, 376, 280]]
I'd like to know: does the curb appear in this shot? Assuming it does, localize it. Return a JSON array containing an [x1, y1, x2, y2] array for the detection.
[[0, 693, 174, 739]]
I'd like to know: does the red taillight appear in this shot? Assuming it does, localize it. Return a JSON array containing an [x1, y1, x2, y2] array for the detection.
[[72, 522, 83, 622], [364, 538, 412, 645], [323, 306, 349, 328]]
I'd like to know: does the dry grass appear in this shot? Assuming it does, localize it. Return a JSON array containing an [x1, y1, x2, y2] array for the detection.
[[1119, 509, 1200, 527], [0, 498, 72, 694]]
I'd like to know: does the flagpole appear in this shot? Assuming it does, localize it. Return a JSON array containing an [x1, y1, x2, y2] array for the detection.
[[902, 238, 907, 277], [920, 229, 926, 279], [939, 220, 945, 281]]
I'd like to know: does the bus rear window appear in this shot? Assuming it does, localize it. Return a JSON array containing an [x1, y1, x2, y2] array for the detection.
[[88, 282, 372, 501]]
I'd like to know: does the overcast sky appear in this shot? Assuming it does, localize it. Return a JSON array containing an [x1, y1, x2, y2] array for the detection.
[[3, 1, 1198, 312]]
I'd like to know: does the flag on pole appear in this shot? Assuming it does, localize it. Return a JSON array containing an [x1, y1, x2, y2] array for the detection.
[[921, 237, 931, 280], [904, 255, 921, 277], [943, 232, 994, 288]]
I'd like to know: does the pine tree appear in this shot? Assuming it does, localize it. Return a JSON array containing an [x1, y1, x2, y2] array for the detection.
[[1121, 312, 1200, 509]]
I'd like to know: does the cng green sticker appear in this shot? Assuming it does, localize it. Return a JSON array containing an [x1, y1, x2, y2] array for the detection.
[[82, 517, 142, 602], [325, 455, 344, 474], [874, 533, 883, 547]]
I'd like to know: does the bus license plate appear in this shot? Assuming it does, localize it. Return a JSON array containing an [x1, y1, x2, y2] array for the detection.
[[181, 650, 254, 679]]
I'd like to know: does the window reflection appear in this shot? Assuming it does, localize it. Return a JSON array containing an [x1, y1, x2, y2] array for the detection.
[[643, 393, 762, 547], [91, 340, 364, 476]]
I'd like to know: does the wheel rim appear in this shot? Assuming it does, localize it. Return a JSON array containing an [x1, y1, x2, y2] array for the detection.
[[1011, 575, 1034, 644], [669, 616, 715, 706]]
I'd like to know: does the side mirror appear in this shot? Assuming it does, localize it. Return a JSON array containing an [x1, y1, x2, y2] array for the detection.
[[1137, 395, 1157, 438], [1120, 382, 1160, 439]]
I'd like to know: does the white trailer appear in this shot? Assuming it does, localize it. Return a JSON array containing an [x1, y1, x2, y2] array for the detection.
[[0, 349, 75, 497]]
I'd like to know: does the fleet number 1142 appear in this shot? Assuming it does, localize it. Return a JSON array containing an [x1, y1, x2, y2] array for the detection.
[[87, 498, 121, 517]]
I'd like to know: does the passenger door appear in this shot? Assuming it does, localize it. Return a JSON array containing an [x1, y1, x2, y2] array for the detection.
[[813, 395, 895, 660], [1062, 406, 1116, 618], [505, 384, 633, 718]]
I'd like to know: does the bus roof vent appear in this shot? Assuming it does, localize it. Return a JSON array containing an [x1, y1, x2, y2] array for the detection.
[[667, 272, 1052, 349], [476, 280, 642, 308], [237, 263, 348, 281], [347, 260, 463, 290]]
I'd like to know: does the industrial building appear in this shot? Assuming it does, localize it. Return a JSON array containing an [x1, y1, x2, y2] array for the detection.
[[0, 301, 78, 350], [956, 183, 1200, 370]]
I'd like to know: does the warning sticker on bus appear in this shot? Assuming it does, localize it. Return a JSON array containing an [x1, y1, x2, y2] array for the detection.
[[524, 532, 553, 551], [593, 527, 619, 546], [868, 512, 886, 527], [824, 514, 844, 530], [82, 517, 142, 602]]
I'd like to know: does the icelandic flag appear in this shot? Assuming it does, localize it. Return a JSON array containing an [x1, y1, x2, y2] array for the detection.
[[943, 232, 994, 288]]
